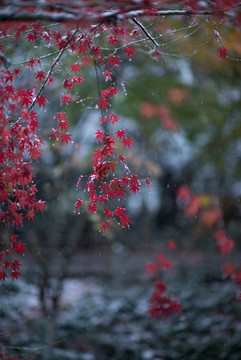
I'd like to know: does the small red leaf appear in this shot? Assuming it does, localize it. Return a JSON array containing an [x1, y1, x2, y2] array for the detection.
[[218, 48, 227, 58]]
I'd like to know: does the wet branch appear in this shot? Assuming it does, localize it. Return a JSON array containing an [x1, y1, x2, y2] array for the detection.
[[133, 16, 159, 52]]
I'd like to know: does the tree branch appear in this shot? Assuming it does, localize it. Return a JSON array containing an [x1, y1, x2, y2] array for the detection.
[[133, 17, 159, 52], [0, 3, 240, 23], [27, 28, 80, 113]]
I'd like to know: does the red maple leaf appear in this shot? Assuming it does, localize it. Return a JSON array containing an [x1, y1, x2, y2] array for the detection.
[[100, 220, 110, 232], [87, 203, 97, 214], [74, 198, 83, 213], [0, 271, 8, 281], [36, 95, 48, 108], [35, 200, 47, 214], [107, 54, 120, 68], [63, 78, 73, 91], [176, 185, 192, 202], [118, 154, 126, 163], [107, 35, 118, 47], [11, 260, 21, 272], [54, 112, 67, 121], [109, 114, 119, 125], [26, 209, 35, 221], [104, 208, 112, 220], [92, 148, 103, 167], [218, 236, 235, 255], [145, 178, 151, 191], [108, 86, 118, 96], [10, 271, 21, 281], [100, 116, 107, 124], [20, 89, 34, 107], [114, 206, 126, 218], [167, 239, 177, 251], [81, 57, 91, 66], [156, 253, 173, 270], [10, 235, 17, 244], [218, 48, 227, 58], [185, 196, 200, 217], [48, 76, 53, 86], [35, 70, 46, 82], [26, 32, 37, 43], [51, 129, 60, 142], [145, 261, 159, 275], [129, 175, 141, 195], [95, 129, 105, 143], [3, 261, 11, 270], [119, 213, 133, 229], [104, 70, 112, 81], [114, 186, 127, 200], [27, 57, 37, 69], [12, 241, 27, 254], [71, 76, 84, 85], [153, 279, 167, 293], [58, 118, 70, 131], [124, 46, 136, 59], [214, 229, 226, 242], [121, 137, 134, 149], [14, 213, 24, 228], [149, 293, 182, 320], [61, 94, 72, 105], [97, 97, 110, 111], [59, 132, 72, 145], [69, 62, 82, 74]]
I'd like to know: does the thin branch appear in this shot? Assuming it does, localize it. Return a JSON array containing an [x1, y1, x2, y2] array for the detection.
[[100, 21, 199, 53], [0, 5, 239, 23], [133, 17, 158, 52], [158, 21, 204, 49], [3, 23, 59, 40], [12, 50, 60, 67], [11, 23, 101, 68], [27, 28, 80, 113]]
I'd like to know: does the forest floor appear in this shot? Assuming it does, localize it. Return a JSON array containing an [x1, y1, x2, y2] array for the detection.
[[0, 249, 241, 360]]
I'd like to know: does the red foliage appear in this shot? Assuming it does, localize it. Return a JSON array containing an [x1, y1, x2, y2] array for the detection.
[[146, 254, 182, 320], [140, 102, 180, 131], [167, 239, 177, 251], [214, 229, 235, 254], [185, 195, 200, 217], [218, 48, 227, 58], [149, 292, 182, 320]]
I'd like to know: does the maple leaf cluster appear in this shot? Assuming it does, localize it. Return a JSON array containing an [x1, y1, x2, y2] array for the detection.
[[0, 17, 154, 282], [0, 235, 26, 281], [0, 24, 52, 278], [76, 81, 151, 231], [145, 252, 182, 320]]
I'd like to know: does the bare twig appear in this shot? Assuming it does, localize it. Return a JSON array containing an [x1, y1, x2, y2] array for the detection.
[[133, 17, 158, 52]]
